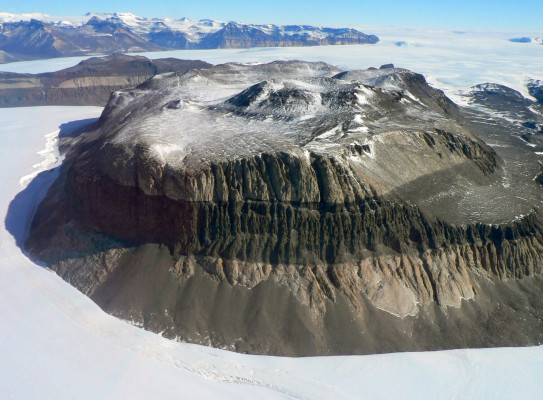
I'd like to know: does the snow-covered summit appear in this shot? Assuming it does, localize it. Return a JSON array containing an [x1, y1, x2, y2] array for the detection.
[[91, 61, 470, 196]]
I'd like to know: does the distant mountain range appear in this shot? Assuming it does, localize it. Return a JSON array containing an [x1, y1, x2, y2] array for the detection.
[[0, 12, 379, 63]]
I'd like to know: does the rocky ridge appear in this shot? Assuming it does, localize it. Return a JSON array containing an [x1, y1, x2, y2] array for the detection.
[[0, 17, 162, 62], [464, 82, 543, 148], [528, 79, 543, 105], [25, 61, 543, 355], [0, 53, 211, 107], [0, 13, 378, 63]]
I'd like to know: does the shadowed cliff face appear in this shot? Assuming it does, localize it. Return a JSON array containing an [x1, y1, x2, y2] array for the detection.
[[528, 79, 543, 105], [25, 61, 543, 355]]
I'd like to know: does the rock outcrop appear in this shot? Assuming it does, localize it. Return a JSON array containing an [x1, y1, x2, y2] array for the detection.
[[0, 54, 211, 107], [528, 79, 543, 105], [196, 23, 378, 49], [25, 61, 543, 355], [0, 18, 163, 61], [464, 82, 543, 149]]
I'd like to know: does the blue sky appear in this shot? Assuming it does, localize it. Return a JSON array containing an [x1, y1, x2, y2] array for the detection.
[[1, 0, 541, 30]]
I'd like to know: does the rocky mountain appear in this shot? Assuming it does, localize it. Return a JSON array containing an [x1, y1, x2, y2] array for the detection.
[[0, 17, 163, 62], [0, 49, 17, 63], [173, 22, 378, 49], [0, 12, 379, 63], [463, 82, 543, 146], [0, 53, 211, 107], [25, 60, 543, 356], [528, 79, 543, 104]]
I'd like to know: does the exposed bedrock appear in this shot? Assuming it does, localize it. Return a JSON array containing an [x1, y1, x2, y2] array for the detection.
[[26, 156, 543, 354], [0, 54, 211, 107], [27, 137, 543, 349], [24, 61, 543, 355]]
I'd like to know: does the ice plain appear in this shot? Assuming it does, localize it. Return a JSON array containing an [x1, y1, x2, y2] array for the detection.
[[1, 26, 543, 399]]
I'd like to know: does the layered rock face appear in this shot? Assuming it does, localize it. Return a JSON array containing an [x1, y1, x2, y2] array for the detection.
[[26, 61, 543, 355], [0, 54, 211, 107], [196, 23, 379, 49]]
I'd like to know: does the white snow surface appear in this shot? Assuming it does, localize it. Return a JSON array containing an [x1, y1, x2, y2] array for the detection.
[[2, 106, 543, 399]]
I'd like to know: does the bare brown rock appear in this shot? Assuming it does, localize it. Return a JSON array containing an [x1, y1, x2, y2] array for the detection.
[[0, 53, 211, 107], [24, 61, 543, 355]]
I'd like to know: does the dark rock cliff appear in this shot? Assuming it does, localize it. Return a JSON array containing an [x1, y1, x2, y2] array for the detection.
[[528, 79, 543, 105], [24, 61, 543, 355]]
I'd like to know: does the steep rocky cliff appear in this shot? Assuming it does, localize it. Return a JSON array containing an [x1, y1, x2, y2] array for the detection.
[[0, 53, 211, 107], [25, 61, 543, 355], [197, 23, 378, 49]]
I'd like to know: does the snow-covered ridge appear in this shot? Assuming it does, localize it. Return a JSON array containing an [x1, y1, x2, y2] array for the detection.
[[0, 11, 229, 38], [0, 11, 377, 42], [0, 11, 54, 22], [466, 82, 528, 99], [0, 12, 378, 64]]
